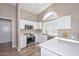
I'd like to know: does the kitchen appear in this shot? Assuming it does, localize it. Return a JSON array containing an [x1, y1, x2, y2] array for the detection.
[[0, 3, 77, 56], [17, 3, 79, 56]]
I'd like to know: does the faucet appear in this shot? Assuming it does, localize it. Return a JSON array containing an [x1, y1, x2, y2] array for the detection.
[[45, 30, 47, 34]]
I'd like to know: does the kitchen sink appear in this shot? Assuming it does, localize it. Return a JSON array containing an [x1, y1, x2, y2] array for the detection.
[[48, 36, 55, 40]]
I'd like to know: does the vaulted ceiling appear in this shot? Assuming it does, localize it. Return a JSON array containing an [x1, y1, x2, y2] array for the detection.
[[19, 3, 52, 15]]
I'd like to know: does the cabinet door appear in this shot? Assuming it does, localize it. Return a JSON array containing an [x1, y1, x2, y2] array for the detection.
[[64, 16, 71, 29], [35, 34, 47, 44], [57, 17, 65, 29], [41, 48, 58, 56], [20, 35, 26, 49], [19, 20, 25, 29], [41, 35, 47, 43], [35, 34, 42, 44]]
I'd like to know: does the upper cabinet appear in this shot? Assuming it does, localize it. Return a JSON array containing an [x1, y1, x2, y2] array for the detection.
[[19, 19, 41, 29], [56, 15, 71, 29]]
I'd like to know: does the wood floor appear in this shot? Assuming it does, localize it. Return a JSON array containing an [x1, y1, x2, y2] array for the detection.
[[0, 42, 17, 56], [0, 42, 41, 56]]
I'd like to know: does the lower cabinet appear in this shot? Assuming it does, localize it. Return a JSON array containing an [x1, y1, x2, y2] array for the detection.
[[35, 34, 42, 43], [35, 34, 47, 44], [41, 35, 47, 43], [41, 48, 58, 56], [20, 35, 27, 49]]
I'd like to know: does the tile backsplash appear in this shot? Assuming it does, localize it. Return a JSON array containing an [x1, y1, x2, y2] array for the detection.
[[57, 29, 79, 41]]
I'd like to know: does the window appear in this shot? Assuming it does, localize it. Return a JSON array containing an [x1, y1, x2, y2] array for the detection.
[[43, 11, 58, 21], [42, 20, 58, 36], [42, 11, 58, 35], [42, 13, 71, 36]]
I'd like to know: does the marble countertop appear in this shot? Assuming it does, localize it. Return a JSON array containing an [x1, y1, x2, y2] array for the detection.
[[39, 37, 79, 56]]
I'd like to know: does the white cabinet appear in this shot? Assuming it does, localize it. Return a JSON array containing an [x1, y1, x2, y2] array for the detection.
[[35, 34, 47, 44], [41, 48, 58, 56], [41, 35, 47, 43], [64, 16, 71, 29], [57, 15, 71, 29], [20, 35, 27, 49], [19, 19, 41, 29], [56, 17, 65, 29], [35, 34, 42, 43], [19, 20, 25, 29]]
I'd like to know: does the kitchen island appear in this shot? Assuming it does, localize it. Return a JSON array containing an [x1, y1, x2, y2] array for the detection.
[[39, 37, 79, 56]]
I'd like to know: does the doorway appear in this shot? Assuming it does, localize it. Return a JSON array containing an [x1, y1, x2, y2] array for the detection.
[[0, 18, 13, 55]]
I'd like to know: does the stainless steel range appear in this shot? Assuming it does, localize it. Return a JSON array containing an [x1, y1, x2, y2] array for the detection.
[[24, 33, 35, 46]]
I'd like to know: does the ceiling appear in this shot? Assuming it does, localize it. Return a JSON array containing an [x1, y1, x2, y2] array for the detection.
[[19, 3, 52, 15]]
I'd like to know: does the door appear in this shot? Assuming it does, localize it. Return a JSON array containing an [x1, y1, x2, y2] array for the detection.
[[0, 18, 12, 44]]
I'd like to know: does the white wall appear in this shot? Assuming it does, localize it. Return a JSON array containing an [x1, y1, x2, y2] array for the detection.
[[0, 4, 16, 48]]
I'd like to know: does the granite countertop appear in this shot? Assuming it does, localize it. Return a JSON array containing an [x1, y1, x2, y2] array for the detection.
[[39, 37, 79, 56]]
